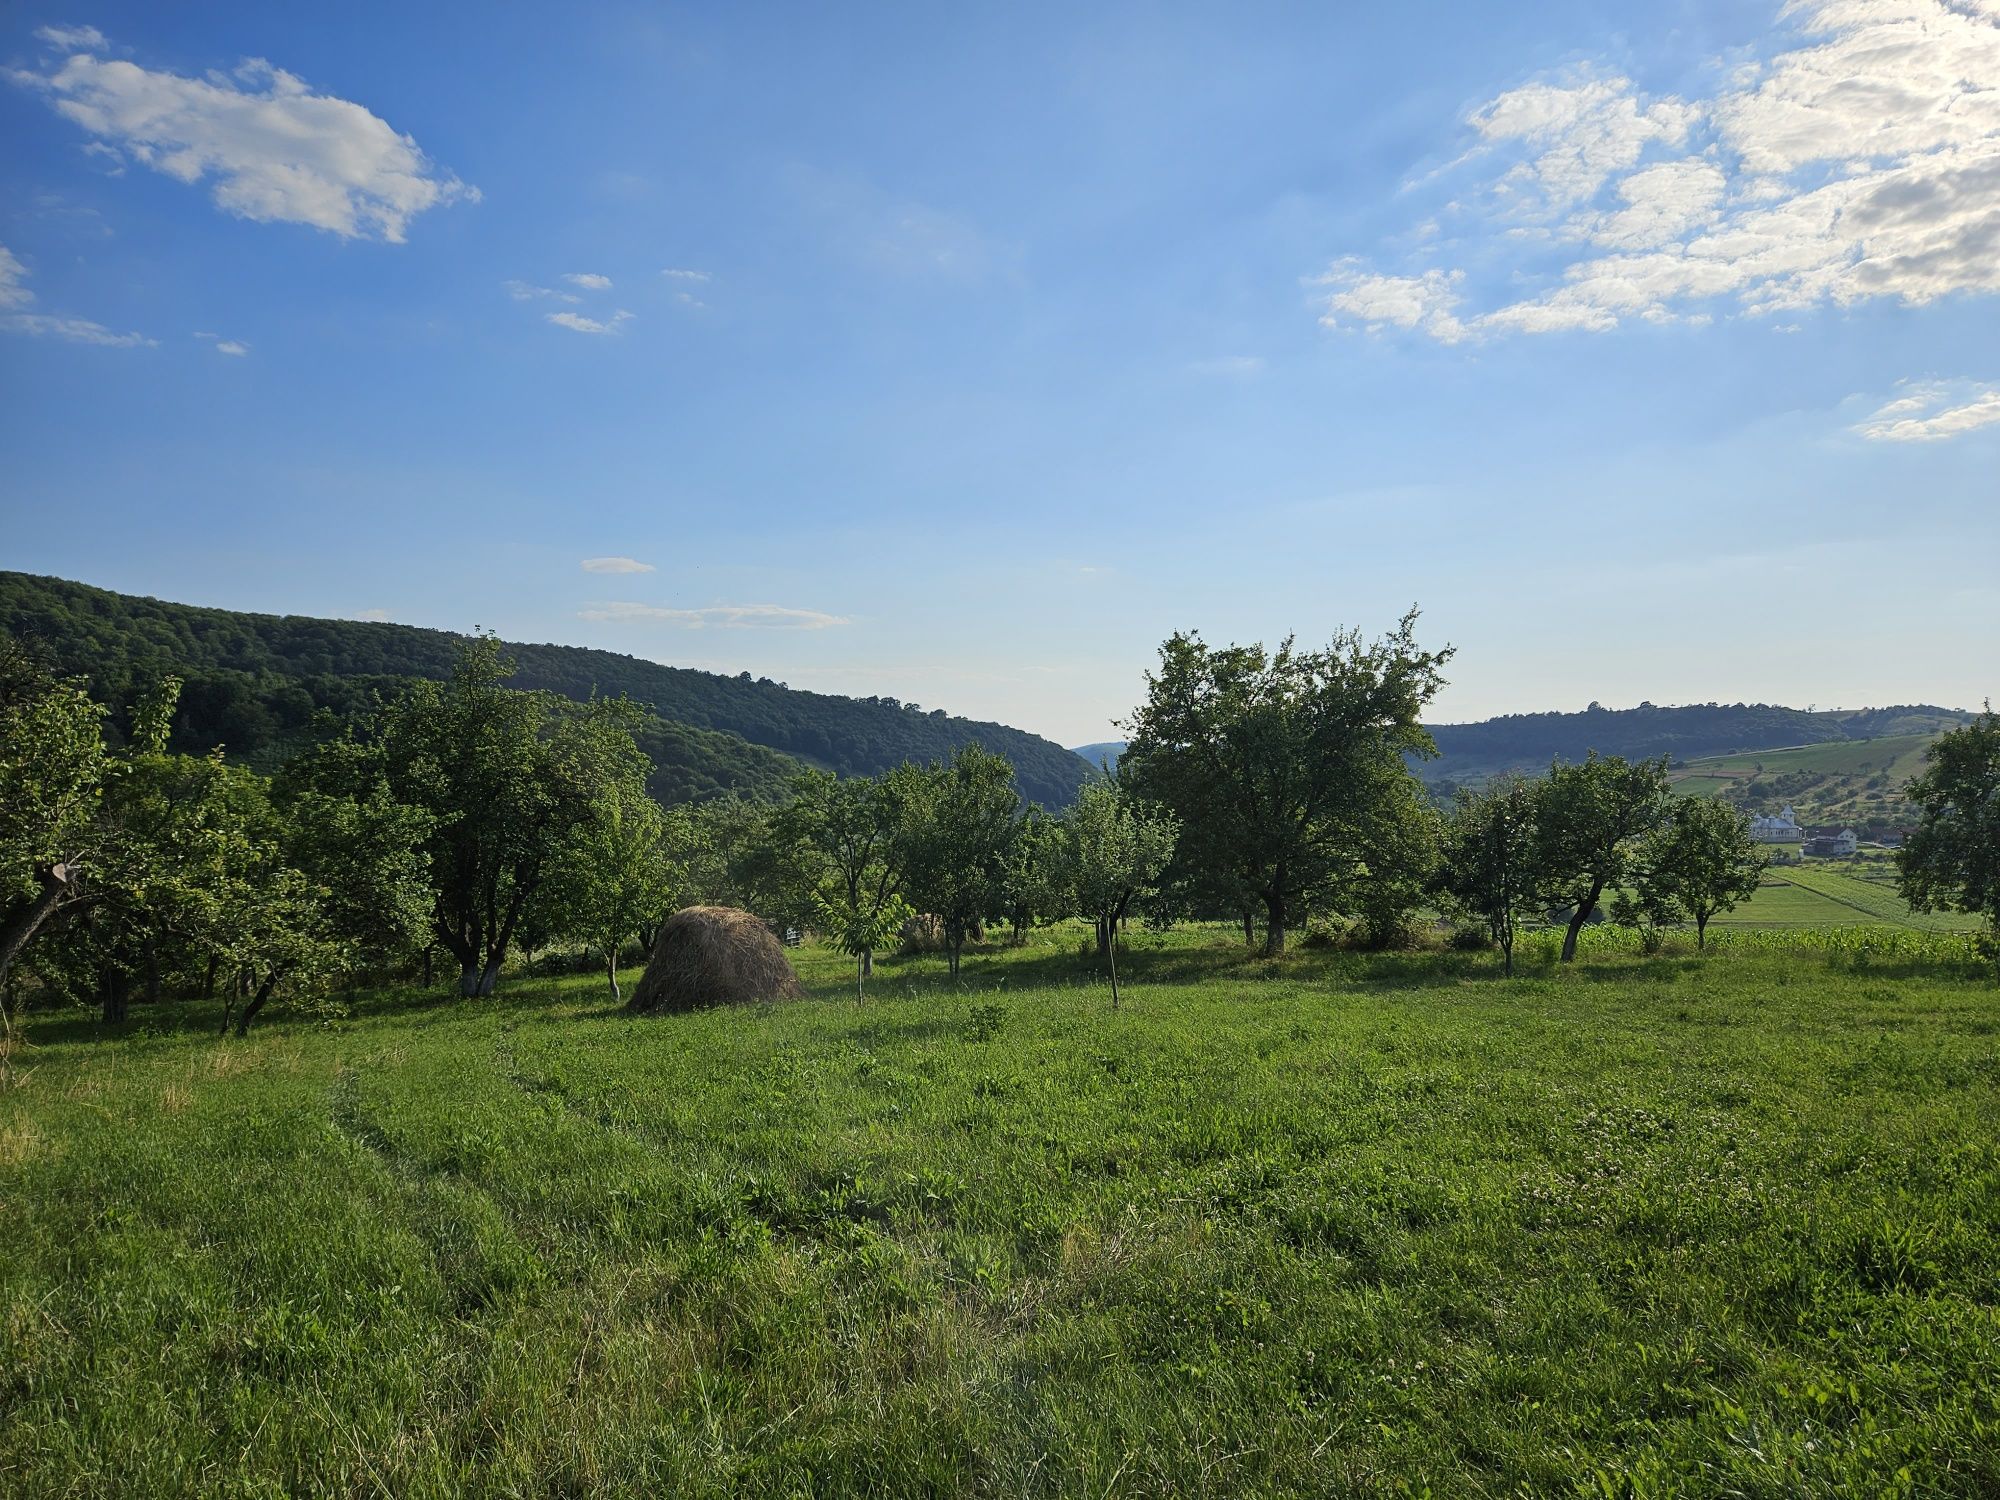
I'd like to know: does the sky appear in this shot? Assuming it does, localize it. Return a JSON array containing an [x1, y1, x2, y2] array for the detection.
[[1, 1, 1996, 748]]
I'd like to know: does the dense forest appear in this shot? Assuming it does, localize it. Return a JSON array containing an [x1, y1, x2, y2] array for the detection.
[[0, 573, 1091, 809]]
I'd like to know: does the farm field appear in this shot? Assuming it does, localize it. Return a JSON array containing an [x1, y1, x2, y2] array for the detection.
[[1667, 734, 1943, 829], [5, 932, 1999, 1496], [1710, 863, 1987, 933]]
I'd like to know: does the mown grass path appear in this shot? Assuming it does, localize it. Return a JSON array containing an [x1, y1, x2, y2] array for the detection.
[[4, 935, 1998, 1496]]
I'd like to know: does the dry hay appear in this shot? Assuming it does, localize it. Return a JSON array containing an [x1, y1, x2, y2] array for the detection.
[[627, 906, 804, 1015]]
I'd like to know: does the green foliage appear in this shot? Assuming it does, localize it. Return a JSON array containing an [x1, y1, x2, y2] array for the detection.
[[1123, 612, 1451, 953], [1053, 779, 1178, 1004], [1897, 709, 2000, 971], [1529, 753, 1672, 961], [1437, 778, 1537, 975], [895, 745, 1021, 976], [300, 636, 655, 997], [1619, 796, 1767, 948]]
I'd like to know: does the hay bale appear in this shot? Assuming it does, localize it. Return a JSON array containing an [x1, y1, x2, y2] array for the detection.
[[627, 906, 804, 1014]]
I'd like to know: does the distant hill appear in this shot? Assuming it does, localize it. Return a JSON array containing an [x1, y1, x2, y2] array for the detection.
[[1070, 740, 1127, 768], [1422, 701, 1971, 786], [1668, 733, 1946, 840], [1069, 707, 1971, 795], [1, 573, 1093, 809]]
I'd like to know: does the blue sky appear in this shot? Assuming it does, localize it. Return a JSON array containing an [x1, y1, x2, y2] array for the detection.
[[2, 2, 1995, 746]]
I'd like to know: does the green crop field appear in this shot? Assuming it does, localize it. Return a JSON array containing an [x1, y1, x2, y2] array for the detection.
[[5, 932, 1999, 1497], [1676, 735, 1939, 782]]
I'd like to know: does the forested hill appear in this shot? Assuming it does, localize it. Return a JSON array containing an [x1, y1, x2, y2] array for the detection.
[[1424, 701, 1972, 783], [0, 572, 1093, 809]]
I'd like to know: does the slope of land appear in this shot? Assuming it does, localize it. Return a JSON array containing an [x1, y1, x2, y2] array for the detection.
[[1667, 733, 1943, 837], [5, 933, 1996, 1495], [1425, 701, 1968, 786], [0, 572, 1092, 808]]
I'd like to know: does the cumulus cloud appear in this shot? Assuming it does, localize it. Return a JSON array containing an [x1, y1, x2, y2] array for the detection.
[[578, 601, 850, 630], [580, 556, 654, 574], [10, 37, 476, 242], [546, 308, 632, 335], [1854, 380, 2000, 442], [1319, 0, 2000, 341], [0, 242, 152, 346], [563, 272, 612, 290]]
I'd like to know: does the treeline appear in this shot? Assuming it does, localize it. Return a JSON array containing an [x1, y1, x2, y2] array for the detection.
[[0, 572, 1090, 808], [8, 618, 1995, 1038], [1426, 700, 1970, 782]]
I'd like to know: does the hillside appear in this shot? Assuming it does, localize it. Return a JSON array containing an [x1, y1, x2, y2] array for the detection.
[[1422, 701, 1969, 786], [0, 573, 1092, 809], [1667, 733, 1945, 839]]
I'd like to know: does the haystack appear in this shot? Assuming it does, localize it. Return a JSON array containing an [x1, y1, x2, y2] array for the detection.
[[627, 906, 804, 1014]]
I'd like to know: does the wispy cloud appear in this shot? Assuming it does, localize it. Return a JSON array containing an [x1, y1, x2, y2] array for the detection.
[[34, 25, 108, 52], [563, 272, 612, 290], [194, 330, 250, 355], [580, 556, 654, 574], [0, 242, 152, 346], [1855, 380, 2000, 443], [547, 309, 632, 335], [578, 601, 850, 630], [10, 34, 476, 242], [660, 267, 711, 282], [1318, 0, 2000, 342], [506, 279, 579, 304]]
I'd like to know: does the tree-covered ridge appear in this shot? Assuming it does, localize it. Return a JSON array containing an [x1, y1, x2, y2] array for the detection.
[[0, 572, 1091, 809], [1425, 700, 1973, 783]]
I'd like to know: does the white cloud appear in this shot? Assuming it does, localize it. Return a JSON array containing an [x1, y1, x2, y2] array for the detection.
[[1314, 263, 1468, 341], [0, 242, 152, 346], [1855, 380, 2000, 442], [580, 556, 654, 574], [0, 246, 29, 309], [660, 267, 711, 282], [1321, 0, 2000, 341], [10, 41, 476, 242], [215, 339, 249, 356], [4, 311, 153, 346], [35, 25, 107, 52], [578, 601, 850, 630], [546, 308, 632, 335], [505, 279, 579, 304], [563, 272, 612, 290]]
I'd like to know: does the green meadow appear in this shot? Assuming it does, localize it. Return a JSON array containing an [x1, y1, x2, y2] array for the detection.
[[5, 930, 1999, 1497]]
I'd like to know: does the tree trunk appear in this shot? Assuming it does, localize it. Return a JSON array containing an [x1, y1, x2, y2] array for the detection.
[[201, 955, 219, 1000], [1560, 883, 1604, 963], [856, 953, 865, 1002], [606, 953, 620, 1003], [1501, 932, 1514, 978], [100, 962, 130, 1026], [1696, 913, 1708, 950], [1108, 930, 1121, 1011], [1095, 916, 1111, 958], [475, 960, 503, 997], [948, 940, 961, 979], [1242, 910, 1255, 946], [458, 964, 481, 997], [236, 971, 279, 1036], [860, 948, 873, 979], [0, 866, 72, 992], [1261, 890, 1286, 956]]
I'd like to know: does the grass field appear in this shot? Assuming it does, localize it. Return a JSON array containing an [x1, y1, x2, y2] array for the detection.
[[4, 930, 1999, 1496], [1708, 866, 1987, 934]]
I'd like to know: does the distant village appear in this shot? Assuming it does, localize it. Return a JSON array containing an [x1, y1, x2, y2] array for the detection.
[[1747, 805, 1876, 861]]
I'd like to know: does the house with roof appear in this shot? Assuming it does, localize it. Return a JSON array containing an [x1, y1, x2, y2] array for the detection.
[[1748, 805, 1802, 843]]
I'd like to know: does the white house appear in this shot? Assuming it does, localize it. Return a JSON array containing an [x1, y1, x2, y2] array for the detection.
[[1749, 804, 1802, 843]]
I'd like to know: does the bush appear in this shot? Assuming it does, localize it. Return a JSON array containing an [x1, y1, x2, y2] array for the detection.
[[1448, 922, 1493, 952]]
